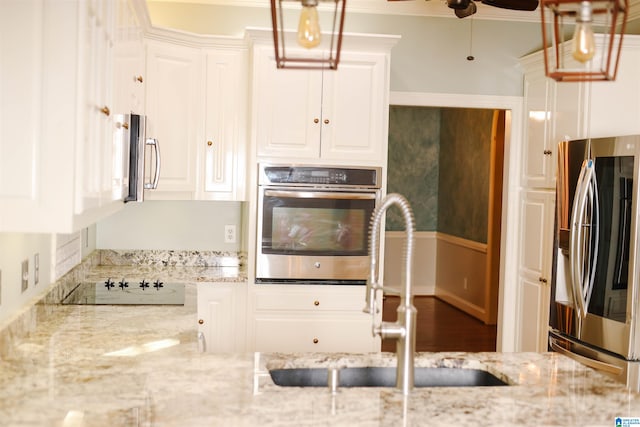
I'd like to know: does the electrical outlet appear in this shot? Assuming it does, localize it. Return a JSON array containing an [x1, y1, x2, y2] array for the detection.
[[21, 259, 29, 293], [34, 253, 39, 286], [224, 225, 237, 243]]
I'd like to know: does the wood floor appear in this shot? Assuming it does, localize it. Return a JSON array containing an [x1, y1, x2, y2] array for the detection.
[[381, 296, 497, 352]]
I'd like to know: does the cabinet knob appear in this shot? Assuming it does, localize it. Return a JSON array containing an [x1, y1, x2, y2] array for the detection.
[[198, 319, 204, 325], [100, 106, 110, 116], [314, 118, 319, 124], [543, 150, 552, 155], [324, 119, 330, 124], [207, 140, 213, 146], [539, 277, 548, 284], [314, 300, 320, 306], [122, 122, 129, 130], [136, 75, 144, 83], [313, 338, 319, 344]]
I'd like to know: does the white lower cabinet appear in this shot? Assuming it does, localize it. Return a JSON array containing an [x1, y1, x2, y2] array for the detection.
[[516, 189, 555, 352], [249, 286, 380, 353], [196, 282, 246, 353]]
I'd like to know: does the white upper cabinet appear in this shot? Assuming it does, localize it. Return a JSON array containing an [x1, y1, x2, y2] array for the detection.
[[113, 0, 145, 116], [248, 30, 398, 166], [144, 32, 248, 201], [522, 73, 554, 189], [0, 0, 125, 233], [145, 39, 202, 200], [521, 37, 640, 188], [200, 49, 248, 201]]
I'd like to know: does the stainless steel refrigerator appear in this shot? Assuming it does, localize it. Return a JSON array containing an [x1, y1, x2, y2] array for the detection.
[[550, 135, 640, 390]]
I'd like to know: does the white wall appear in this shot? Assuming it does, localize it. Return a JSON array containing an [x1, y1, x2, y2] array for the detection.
[[96, 201, 243, 251], [0, 233, 52, 326], [384, 231, 436, 296]]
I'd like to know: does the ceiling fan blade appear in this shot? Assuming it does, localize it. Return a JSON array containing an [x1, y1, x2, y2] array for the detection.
[[481, 0, 538, 11]]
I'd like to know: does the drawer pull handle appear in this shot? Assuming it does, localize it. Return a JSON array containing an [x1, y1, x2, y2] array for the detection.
[[313, 338, 319, 344], [314, 300, 320, 306]]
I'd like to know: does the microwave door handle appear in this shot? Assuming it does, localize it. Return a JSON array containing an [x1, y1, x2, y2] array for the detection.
[[570, 160, 589, 318], [144, 138, 161, 190], [263, 190, 377, 200]]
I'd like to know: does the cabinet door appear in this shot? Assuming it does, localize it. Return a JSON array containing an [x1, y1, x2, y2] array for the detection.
[[197, 283, 245, 353], [552, 81, 583, 143], [76, 0, 118, 214], [523, 74, 554, 188], [113, 0, 145, 116], [145, 40, 202, 199], [320, 52, 387, 163], [252, 46, 322, 160], [202, 50, 246, 200], [517, 189, 555, 352], [584, 47, 640, 138]]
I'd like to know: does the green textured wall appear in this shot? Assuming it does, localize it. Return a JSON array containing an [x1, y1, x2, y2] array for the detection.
[[386, 106, 440, 232], [387, 106, 493, 244], [438, 108, 492, 244]]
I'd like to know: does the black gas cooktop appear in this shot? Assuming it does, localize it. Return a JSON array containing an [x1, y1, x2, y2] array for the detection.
[[61, 279, 185, 305]]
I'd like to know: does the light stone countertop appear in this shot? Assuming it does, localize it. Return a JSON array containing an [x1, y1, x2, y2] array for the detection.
[[0, 251, 639, 426], [0, 292, 639, 426]]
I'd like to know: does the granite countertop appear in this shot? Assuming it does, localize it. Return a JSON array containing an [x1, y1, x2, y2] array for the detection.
[[0, 250, 639, 426], [0, 296, 639, 426]]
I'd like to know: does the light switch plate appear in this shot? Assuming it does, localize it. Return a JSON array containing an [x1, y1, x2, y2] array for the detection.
[[21, 259, 28, 293]]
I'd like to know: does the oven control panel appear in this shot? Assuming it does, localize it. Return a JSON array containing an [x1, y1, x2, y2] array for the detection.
[[260, 165, 381, 188]]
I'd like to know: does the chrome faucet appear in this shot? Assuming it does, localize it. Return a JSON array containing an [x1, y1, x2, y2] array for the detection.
[[364, 193, 417, 394]]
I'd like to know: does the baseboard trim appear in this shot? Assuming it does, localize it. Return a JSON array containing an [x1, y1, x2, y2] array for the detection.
[[436, 288, 489, 324]]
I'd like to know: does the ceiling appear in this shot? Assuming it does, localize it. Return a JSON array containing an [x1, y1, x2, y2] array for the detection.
[[148, 0, 640, 25]]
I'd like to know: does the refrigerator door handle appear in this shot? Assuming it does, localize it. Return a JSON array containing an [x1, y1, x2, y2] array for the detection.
[[550, 336, 623, 375], [569, 159, 599, 318], [584, 167, 599, 309], [570, 160, 589, 317]]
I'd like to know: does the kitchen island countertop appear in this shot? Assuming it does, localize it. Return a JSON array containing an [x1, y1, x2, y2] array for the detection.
[[0, 299, 639, 426], [0, 250, 638, 426]]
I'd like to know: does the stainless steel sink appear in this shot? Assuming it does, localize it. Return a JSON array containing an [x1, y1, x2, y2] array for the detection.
[[269, 367, 508, 388]]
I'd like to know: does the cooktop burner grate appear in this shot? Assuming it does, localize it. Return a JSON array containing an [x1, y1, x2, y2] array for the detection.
[[61, 280, 185, 305]]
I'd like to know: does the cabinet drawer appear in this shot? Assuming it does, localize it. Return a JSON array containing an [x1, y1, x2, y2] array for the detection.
[[253, 315, 376, 353], [254, 287, 366, 312]]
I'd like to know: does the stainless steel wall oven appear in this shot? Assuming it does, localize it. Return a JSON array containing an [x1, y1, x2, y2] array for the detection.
[[256, 164, 382, 285]]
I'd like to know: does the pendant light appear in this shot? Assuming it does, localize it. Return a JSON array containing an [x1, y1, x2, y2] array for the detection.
[[270, 0, 346, 70], [540, 0, 628, 82]]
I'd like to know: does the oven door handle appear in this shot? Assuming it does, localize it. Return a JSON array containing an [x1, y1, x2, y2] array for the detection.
[[263, 190, 378, 200]]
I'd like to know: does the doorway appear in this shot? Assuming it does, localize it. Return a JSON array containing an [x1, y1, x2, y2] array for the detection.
[[384, 91, 522, 352]]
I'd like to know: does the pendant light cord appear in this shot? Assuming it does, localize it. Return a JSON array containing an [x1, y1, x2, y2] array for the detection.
[[467, 17, 475, 61]]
